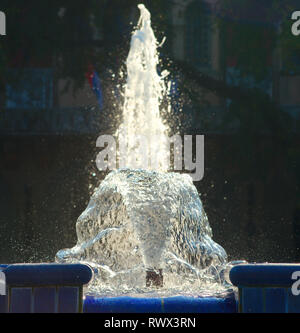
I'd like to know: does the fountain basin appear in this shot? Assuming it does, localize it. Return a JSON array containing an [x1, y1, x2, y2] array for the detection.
[[1, 263, 300, 313], [83, 294, 237, 313]]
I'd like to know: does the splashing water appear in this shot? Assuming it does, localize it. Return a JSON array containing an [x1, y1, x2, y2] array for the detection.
[[56, 4, 231, 296], [116, 4, 170, 171], [56, 169, 229, 295]]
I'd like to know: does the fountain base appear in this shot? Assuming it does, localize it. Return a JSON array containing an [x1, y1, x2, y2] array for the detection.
[[83, 293, 237, 313], [1, 263, 300, 313]]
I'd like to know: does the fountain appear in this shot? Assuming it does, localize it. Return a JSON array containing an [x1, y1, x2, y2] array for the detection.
[[1, 3, 300, 314], [55, 168, 228, 294], [55, 4, 229, 296]]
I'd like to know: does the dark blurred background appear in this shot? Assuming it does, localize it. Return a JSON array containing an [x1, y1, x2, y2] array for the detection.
[[0, 0, 300, 264]]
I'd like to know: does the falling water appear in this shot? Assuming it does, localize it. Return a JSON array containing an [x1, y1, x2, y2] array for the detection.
[[56, 4, 231, 296], [56, 168, 229, 295]]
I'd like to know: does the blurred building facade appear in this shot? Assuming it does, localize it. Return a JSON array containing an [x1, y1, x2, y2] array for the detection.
[[1, 0, 300, 134]]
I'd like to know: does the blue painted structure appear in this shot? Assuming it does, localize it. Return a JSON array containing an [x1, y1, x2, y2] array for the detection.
[[83, 294, 237, 313], [0, 263, 93, 313], [1, 263, 300, 313], [230, 264, 300, 313]]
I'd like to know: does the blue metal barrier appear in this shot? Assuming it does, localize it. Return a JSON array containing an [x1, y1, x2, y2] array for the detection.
[[230, 264, 300, 313], [83, 294, 237, 313], [1, 262, 300, 313], [0, 263, 93, 313]]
